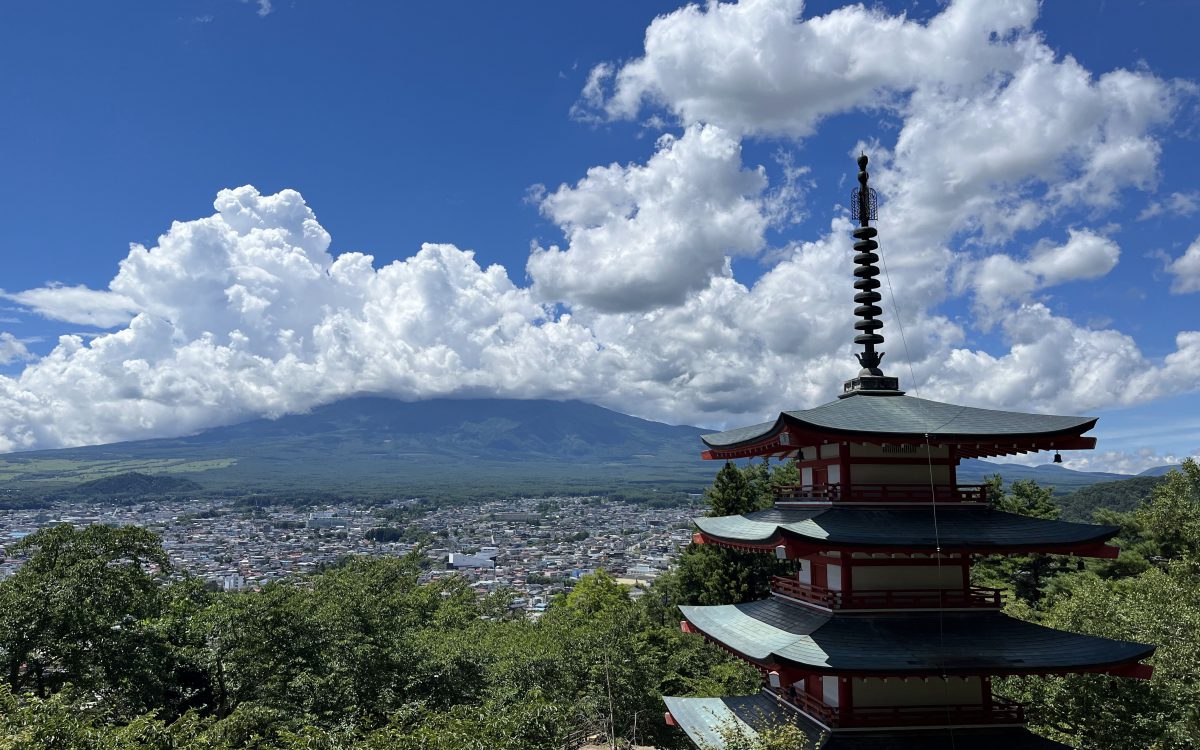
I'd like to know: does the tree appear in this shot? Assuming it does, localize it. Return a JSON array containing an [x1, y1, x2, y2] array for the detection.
[[1004, 561, 1200, 749], [706, 462, 765, 517], [564, 570, 630, 617], [973, 478, 1067, 607], [995, 479, 1061, 520], [668, 462, 793, 607], [0, 529, 769, 750], [0, 525, 171, 715], [1132, 458, 1200, 562], [998, 460, 1200, 748]]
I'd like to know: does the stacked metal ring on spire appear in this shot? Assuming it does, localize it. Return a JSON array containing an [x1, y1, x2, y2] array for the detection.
[[851, 154, 884, 375], [852, 225, 884, 350]]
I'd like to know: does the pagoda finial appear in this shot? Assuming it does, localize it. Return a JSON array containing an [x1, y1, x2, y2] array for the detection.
[[841, 153, 903, 398]]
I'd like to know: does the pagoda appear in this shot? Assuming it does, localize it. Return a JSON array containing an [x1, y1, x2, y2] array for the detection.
[[662, 155, 1155, 749]]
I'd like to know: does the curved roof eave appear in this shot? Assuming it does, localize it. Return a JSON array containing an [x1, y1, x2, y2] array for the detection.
[[693, 508, 1120, 552], [680, 600, 1155, 675], [701, 395, 1097, 451]]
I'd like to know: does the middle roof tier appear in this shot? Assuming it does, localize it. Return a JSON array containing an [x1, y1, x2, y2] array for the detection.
[[680, 598, 1154, 676], [693, 506, 1119, 557]]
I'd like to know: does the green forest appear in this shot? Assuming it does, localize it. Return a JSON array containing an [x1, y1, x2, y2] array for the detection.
[[2, 460, 1198, 749]]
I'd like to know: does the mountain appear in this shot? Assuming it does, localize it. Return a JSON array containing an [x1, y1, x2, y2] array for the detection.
[[1137, 464, 1181, 477], [0, 398, 715, 498], [0, 397, 1152, 500], [957, 458, 1129, 492]]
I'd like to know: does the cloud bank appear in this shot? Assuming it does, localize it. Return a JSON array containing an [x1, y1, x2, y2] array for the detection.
[[1, 0, 1196, 475]]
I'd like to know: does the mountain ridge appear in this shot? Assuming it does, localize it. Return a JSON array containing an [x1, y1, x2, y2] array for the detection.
[[0, 397, 1155, 498]]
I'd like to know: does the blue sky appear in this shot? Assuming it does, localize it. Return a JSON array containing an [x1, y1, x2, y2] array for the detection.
[[0, 0, 1197, 473]]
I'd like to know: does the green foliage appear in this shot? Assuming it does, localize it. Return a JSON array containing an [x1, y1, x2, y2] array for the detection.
[[0, 525, 174, 717], [994, 460, 1200, 748], [0, 535, 755, 750], [53, 472, 203, 501], [705, 462, 761, 517], [563, 569, 630, 616], [1003, 560, 1200, 748], [973, 477, 1073, 608], [1132, 459, 1200, 562], [1055, 475, 1164, 522], [363, 525, 430, 544], [664, 461, 796, 607], [664, 544, 784, 606], [994, 478, 1061, 520]]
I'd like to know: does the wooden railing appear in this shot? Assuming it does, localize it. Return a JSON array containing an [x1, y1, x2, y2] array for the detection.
[[773, 483, 987, 504], [781, 689, 1024, 728], [787, 688, 838, 725], [841, 697, 1025, 728], [770, 576, 1003, 609]]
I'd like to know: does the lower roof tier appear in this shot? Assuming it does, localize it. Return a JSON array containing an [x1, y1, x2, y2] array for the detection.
[[663, 693, 1069, 749], [679, 598, 1154, 676], [693, 506, 1119, 556]]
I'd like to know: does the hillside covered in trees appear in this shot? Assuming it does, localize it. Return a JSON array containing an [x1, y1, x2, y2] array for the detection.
[[2, 460, 1198, 749]]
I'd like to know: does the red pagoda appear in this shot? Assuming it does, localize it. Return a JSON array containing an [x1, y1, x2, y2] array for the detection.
[[662, 155, 1155, 749]]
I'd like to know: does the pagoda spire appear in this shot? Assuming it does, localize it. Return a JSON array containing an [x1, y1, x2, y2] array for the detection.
[[841, 153, 902, 398]]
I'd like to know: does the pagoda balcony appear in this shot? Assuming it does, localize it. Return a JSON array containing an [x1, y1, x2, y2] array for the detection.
[[783, 689, 1024, 729], [770, 576, 1004, 610], [773, 482, 988, 505]]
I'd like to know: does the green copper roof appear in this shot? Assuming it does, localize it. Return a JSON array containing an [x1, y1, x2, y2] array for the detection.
[[663, 693, 825, 748], [694, 506, 1118, 551], [663, 693, 1069, 749], [679, 599, 1154, 674], [701, 394, 1096, 448]]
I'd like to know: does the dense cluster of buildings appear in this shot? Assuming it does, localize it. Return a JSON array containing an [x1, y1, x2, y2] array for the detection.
[[0, 495, 698, 611]]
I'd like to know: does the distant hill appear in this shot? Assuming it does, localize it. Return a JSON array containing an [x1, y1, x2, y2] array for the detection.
[[1137, 464, 1181, 477], [1053, 475, 1165, 522], [0, 398, 715, 498], [56, 472, 202, 500], [957, 458, 1129, 493]]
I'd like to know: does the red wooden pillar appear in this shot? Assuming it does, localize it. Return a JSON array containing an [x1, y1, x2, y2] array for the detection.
[[947, 444, 958, 487], [812, 560, 828, 589], [843, 556, 854, 597], [806, 672, 822, 699], [839, 442, 852, 500], [839, 676, 853, 723]]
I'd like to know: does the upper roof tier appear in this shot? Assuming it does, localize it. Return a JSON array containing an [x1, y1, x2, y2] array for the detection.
[[663, 693, 1070, 749], [701, 393, 1097, 460], [680, 599, 1154, 677], [693, 506, 1119, 557]]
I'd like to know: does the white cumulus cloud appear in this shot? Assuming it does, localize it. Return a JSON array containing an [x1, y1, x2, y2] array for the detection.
[[0, 188, 1196, 454], [6, 285, 139, 328], [0, 0, 1196, 460], [528, 124, 767, 312], [964, 229, 1121, 322], [1167, 236, 1200, 294], [0, 333, 30, 365]]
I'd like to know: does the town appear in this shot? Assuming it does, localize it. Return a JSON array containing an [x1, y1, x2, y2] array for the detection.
[[0, 495, 701, 612]]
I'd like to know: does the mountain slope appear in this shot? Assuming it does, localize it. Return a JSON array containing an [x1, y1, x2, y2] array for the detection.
[[0, 397, 1150, 499], [0, 398, 715, 496], [1055, 475, 1165, 522], [957, 458, 1128, 492]]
